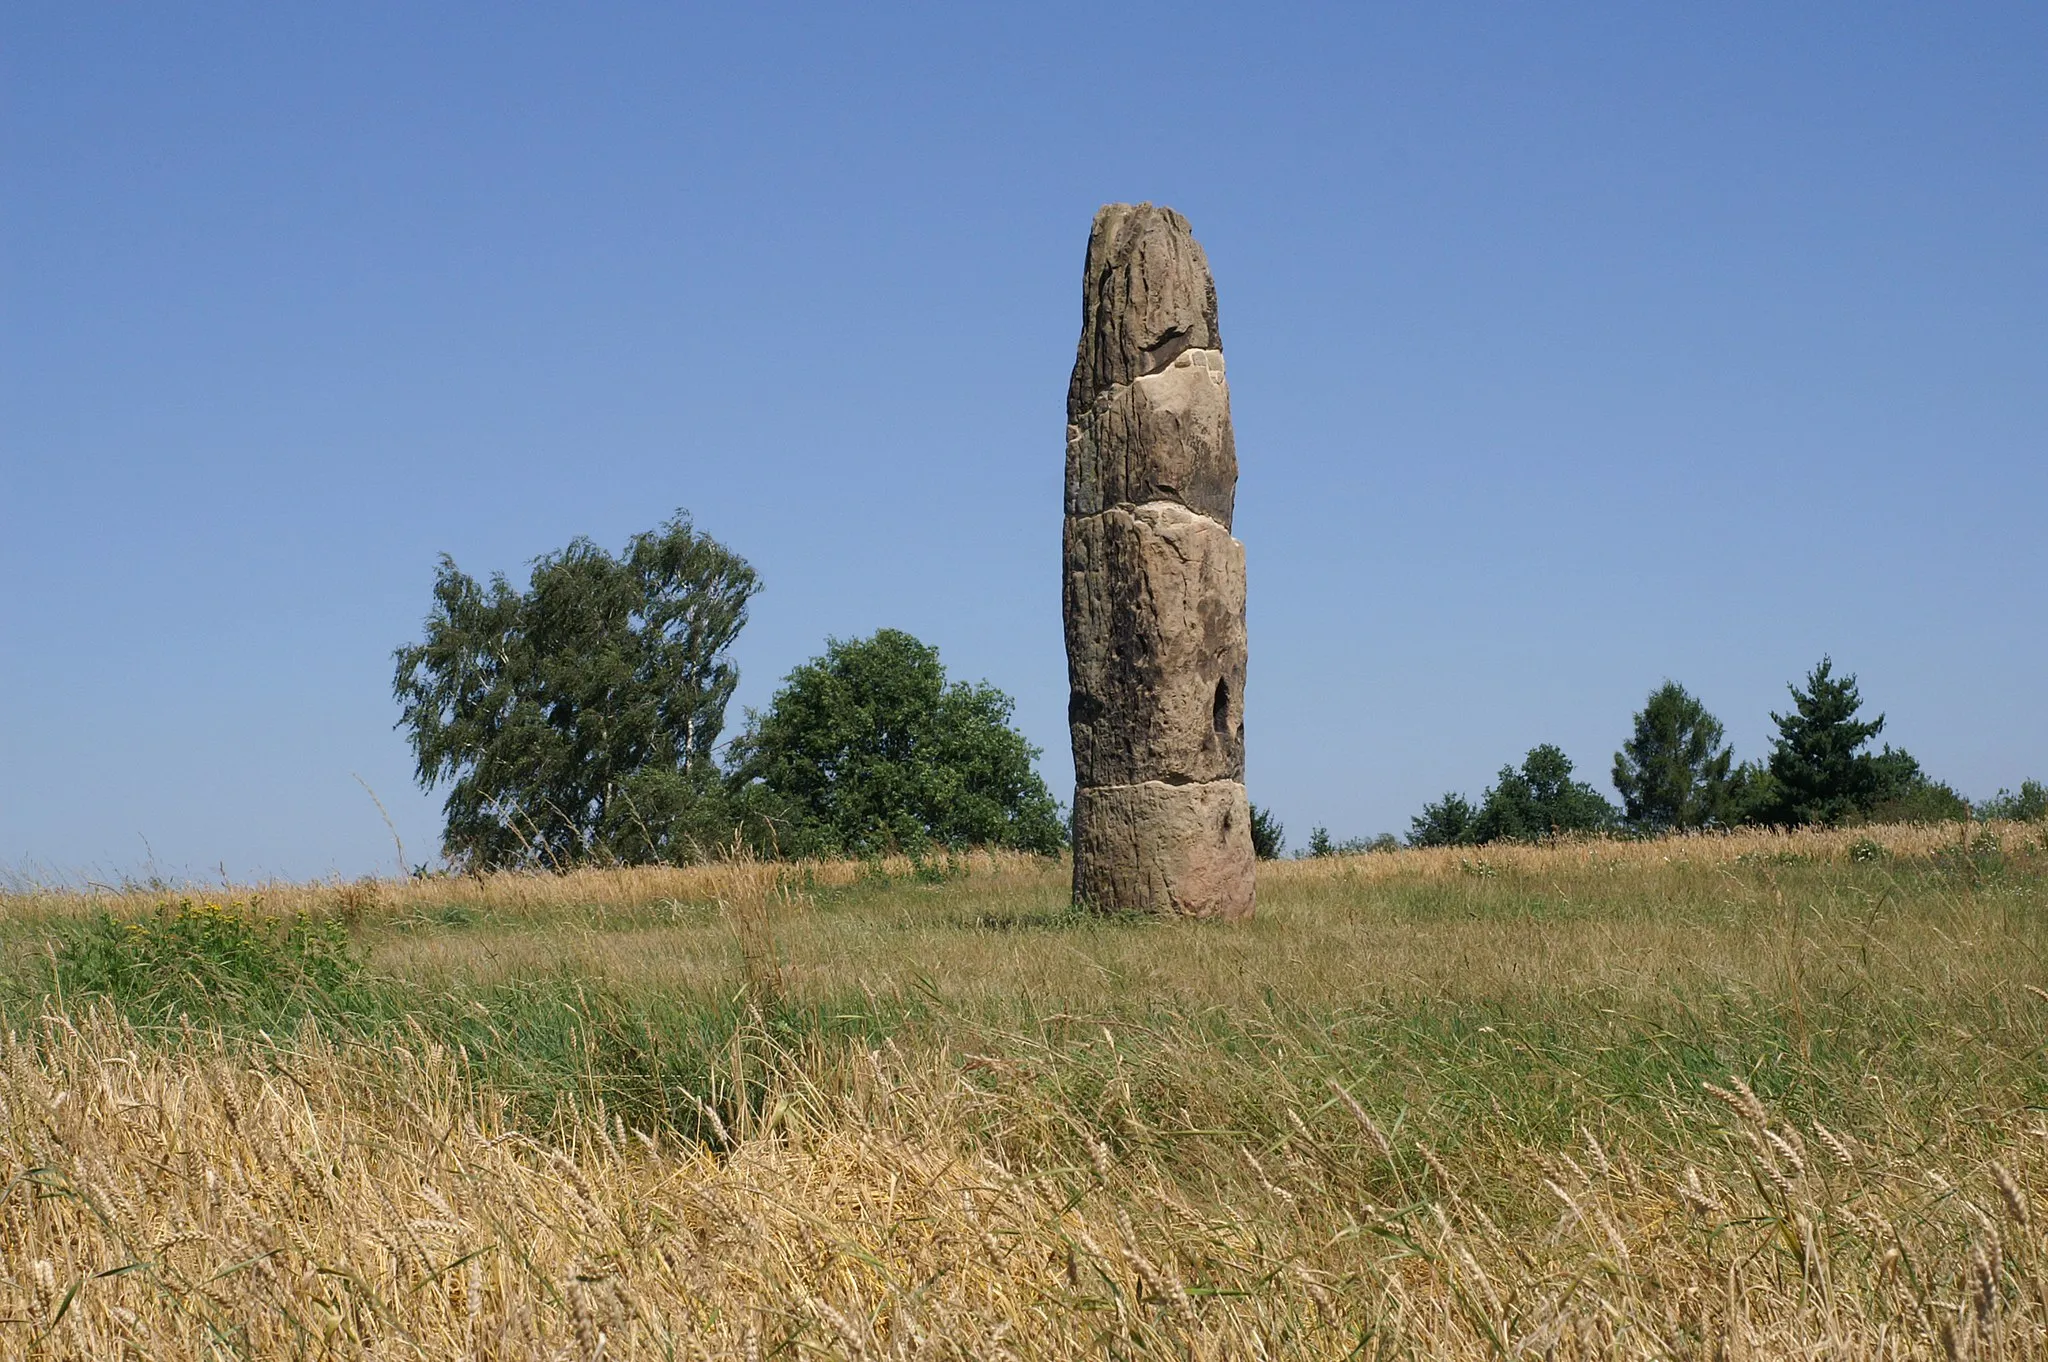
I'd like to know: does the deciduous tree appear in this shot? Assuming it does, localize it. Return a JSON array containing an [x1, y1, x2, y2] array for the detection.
[[1471, 745, 1618, 844], [729, 629, 1064, 857], [393, 512, 758, 870], [1407, 792, 1476, 848], [1980, 780, 2048, 822]]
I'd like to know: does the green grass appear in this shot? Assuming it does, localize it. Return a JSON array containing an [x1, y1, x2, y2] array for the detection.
[[11, 829, 2044, 1179], [4, 824, 2047, 1354]]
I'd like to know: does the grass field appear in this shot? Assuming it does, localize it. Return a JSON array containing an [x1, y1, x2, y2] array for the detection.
[[2, 820, 2045, 1358]]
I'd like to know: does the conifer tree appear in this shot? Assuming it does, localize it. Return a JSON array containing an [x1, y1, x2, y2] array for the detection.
[[1761, 657, 1884, 826], [1249, 805, 1286, 859], [1612, 682, 1734, 832]]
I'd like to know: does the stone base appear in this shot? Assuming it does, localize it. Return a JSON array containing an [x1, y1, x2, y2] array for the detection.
[[1072, 779, 1255, 920]]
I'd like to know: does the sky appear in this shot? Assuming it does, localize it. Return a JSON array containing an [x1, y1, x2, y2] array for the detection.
[[4, 5, 2044, 881]]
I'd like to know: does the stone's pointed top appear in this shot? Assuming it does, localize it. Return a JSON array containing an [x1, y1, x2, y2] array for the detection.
[[1068, 203, 1222, 416]]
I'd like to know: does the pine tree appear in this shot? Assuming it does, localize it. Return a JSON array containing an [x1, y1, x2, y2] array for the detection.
[[1249, 805, 1286, 859], [1612, 682, 1734, 832], [1761, 657, 1884, 826]]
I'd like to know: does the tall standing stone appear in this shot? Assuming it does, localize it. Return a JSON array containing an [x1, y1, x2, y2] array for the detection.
[[1065, 204, 1254, 919]]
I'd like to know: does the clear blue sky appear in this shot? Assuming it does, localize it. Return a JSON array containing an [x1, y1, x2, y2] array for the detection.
[[5, 5, 2043, 881]]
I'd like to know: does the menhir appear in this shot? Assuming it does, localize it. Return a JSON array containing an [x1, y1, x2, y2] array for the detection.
[[1063, 203, 1254, 919]]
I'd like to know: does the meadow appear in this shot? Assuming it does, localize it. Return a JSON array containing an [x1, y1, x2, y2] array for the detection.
[[2, 820, 2044, 1358]]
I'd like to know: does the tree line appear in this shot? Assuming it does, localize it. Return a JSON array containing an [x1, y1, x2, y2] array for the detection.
[[395, 512, 2042, 872], [392, 513, 1064, 871], [1256, 665, 2044, 858]]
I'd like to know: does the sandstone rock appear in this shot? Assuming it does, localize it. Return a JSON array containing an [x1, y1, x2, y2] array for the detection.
[[1064, 203, 1254, 919], [1064, 501, 1245, 787], [1072, 780, 1255, 921], [1066, 347, 1236, 526], [1067, 204, 1222, 418]]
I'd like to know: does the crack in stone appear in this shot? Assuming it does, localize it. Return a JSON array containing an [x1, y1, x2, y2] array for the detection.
[[1139, 327, 1194, 375], [1076, 348, 1226, 407], [1066, 501, 1235, 536]]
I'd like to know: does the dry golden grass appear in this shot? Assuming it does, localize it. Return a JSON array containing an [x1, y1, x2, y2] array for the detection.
[[3, 821, 2010, 923], [4, 1008, 2045, 1358], [342, 820, 2041, 1020], [2, 852, 924, 924], [2, 820, 2045, 1357]]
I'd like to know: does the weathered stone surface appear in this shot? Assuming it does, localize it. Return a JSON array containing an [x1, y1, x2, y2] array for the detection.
[[1064, 502, 1245, 787], [1067, 204, 1222, 417], [1066, 347, 1236, 526], [1072, 780, 1255, 921], [1065, 203, 1252, 919]]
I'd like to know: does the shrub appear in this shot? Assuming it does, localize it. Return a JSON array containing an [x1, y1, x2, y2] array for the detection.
[[54, 898, 363, 1023], [1249, 805, 1285, 860], [1469, 745, 1618, 844], [1305, 828, 1399, 858], [1408, 792, 1477, 848], [1861, 777, 1971, 825], [1980, 779, 2048, 822], [1726, 759, 1781, 826], [728, 629, 1064, 857]]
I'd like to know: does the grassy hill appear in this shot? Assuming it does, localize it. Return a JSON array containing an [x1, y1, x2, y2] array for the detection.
[[2, 820, 2044, 1357]]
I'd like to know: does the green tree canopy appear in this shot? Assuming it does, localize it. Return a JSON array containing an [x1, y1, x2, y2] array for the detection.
[[1249, 805, 1285, 860], [1863, 747, 1971, 824], [1980, 780, 2048, 822], [729, 629, 1064, 857], [1304, 827, 1397, 857], [1612, 682, 1734, 832], [1407, 792, 1476, 848], [1760, 657, 1885, 826], [1741, 658, 1963, 826], [393, 512, 759, 870], [1470, 745, 1618, 844], [1725, 759, 1781, 826]]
